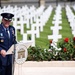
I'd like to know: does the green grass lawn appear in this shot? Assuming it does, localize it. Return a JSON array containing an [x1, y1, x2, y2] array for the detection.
[[60, 8, 73, 39], [35, 9, 55, 49], [17, 8, 74, 49]]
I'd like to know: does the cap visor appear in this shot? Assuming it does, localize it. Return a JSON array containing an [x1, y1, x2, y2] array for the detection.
[[4, 18, 12, 21]]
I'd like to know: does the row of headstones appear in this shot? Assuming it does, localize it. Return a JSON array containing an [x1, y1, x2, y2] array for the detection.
[[20, 5, 53, 46], [12, 5, 45, 41], [65, 5, 75, 37], [0, 5, 53, 46], [0, 5, 45, 29], [72, 5, 75, 37], [1, 5, 74, 47], [0, 5, 36, 26], [72, 5, 75, 11], [0, 5, 45, 42], [48, 4, 62, 50]]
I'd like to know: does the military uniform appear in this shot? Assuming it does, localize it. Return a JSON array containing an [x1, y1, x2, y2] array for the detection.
[[0, 13, 17, 75]]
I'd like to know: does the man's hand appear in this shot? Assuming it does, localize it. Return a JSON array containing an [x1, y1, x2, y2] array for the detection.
[[0, 50, 6, 57]]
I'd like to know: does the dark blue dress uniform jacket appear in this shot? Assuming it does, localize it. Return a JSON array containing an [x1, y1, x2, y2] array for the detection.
[[0, 24, 17, 66]]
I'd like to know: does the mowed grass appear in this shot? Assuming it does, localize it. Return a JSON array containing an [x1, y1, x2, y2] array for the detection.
[[35, 9, 55, 49], [60, 8, 73, 39], [36, 8, 73, 49], [17, 8, 74, 49]]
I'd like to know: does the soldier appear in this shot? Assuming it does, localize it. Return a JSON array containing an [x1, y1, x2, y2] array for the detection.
[[0, 12, 17, 75]]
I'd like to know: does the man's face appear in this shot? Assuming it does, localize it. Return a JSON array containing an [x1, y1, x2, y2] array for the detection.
[[2, 18, 11, 28]]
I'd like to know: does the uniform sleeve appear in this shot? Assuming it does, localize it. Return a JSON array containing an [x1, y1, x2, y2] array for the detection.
[[12, 26, 17, 44], [0, 25, 3, 52], [0, 47, 2, 51]]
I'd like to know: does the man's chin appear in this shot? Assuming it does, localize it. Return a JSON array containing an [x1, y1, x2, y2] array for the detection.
[[5, 25, 9, 28]]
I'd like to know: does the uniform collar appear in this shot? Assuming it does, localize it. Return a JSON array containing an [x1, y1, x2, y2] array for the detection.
[[1, 23, 9, 31]]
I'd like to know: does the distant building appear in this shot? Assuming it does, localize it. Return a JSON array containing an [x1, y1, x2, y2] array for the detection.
[[1, 0, 75, 8]]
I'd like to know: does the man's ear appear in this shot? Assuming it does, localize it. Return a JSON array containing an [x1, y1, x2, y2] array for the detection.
[[2, 18, 3, 21]]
